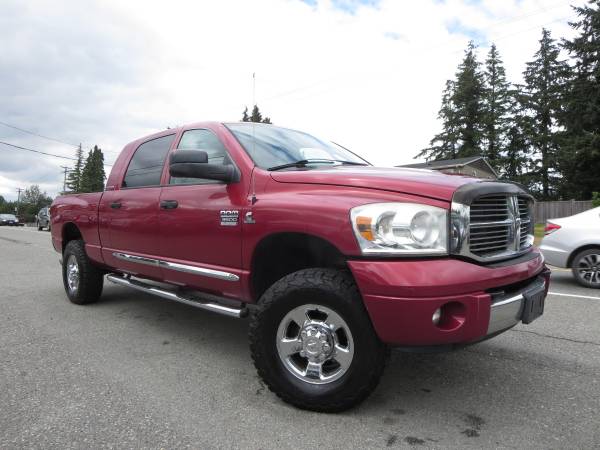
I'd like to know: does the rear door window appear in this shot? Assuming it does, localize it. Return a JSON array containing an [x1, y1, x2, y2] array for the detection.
[[123, 134, 175, 188]]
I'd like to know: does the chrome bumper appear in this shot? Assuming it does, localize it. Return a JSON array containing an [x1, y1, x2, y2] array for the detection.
[[487, 277, 547, 335]]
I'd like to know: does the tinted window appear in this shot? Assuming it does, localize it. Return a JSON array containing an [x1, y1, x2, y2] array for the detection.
[[226, 123, 368, 170], [170, 129, 230, 185], [123, 134, 175, 188]]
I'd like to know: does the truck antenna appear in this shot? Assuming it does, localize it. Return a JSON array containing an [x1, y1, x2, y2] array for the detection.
[[251, 72, 257, 205]]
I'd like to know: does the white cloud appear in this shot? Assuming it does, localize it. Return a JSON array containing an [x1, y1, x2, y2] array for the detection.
[[0, 0, 585, 200]]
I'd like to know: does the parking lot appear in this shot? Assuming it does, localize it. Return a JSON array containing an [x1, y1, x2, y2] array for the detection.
[[1, 225, 598, 449]]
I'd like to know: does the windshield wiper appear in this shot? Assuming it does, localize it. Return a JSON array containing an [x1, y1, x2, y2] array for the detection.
[[268, 159, 368, 171]]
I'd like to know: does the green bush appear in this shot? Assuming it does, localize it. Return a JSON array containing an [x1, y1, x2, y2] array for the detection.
[[593, 192, 600, 208]]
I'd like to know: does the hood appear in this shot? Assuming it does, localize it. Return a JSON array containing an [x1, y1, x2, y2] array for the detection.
[[270, 166, 481, 201]]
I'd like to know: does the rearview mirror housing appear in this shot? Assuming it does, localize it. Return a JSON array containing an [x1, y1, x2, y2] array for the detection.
[[169, 150, 238, 183]]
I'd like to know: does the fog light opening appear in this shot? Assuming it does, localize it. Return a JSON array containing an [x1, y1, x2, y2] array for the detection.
[[432, 308, 442, 325], [433, 301, 467, 331]]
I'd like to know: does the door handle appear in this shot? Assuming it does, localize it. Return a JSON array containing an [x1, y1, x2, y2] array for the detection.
[[110, 202, 122, 209], [160, 200, 178, 210]]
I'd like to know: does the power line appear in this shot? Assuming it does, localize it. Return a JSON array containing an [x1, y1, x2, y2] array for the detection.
[[0, 120, 80, 148], [0, 140, 113, 166], [0, 140, 77, 161]]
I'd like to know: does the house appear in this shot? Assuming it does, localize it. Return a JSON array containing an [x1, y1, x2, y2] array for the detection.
[[399, 156, 498, 180]]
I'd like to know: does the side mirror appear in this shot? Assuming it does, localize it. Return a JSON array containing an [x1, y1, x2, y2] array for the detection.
[[169, 150, 237, 183]]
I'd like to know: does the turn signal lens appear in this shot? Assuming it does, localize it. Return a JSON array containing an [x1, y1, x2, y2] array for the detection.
[[544, 222, 561, 235], [356, 216, 374, 241]]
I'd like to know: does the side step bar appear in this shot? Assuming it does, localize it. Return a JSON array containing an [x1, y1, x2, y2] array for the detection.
[[106, 274, 247, 319]]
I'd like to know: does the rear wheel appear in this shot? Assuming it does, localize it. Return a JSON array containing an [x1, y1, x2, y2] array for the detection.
[[572, 248, 600, 289], [249, 268, 386, 412], [37, 221, 43, 231], [62, 240, 104, 304]]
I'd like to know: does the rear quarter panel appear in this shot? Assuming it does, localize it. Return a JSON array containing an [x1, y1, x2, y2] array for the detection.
[[50, 193, 104, 264]]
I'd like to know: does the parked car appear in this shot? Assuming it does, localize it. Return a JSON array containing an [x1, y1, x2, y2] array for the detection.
[[0, 213, 24, 226], [540, 206, 600, 288], [36, 207, 51, 231], [51, 122, 550, 412]]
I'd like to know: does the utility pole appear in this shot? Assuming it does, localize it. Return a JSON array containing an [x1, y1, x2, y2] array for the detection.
[[15, 187, 23, 215], [60, 165, 69, 194]]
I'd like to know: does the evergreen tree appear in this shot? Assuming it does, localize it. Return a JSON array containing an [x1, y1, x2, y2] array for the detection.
[[522, 28, 568, 199], [482, 44, 511, 169], [66, 143, 84, 193], [242, 104, 272, 124], [453, 41, 486, 156], [559, 0, 600, 200], [80, 146, 106, 193], [501, 88, 532, 185], [417, 80, 459, 160], [418, 41, 485, 161], [250, 105, 263, 122]]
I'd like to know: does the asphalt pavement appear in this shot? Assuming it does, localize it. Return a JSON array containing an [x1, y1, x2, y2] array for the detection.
[[1, 226, 598, 449]]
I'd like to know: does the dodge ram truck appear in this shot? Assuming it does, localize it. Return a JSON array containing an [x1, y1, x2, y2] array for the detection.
[[51, 122, 550, 412]]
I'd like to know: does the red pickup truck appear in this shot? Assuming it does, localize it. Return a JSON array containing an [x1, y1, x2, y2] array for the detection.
[[51, 122, 550, 412]]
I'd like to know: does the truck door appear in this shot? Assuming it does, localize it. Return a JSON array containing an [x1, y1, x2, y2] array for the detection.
[[100, 133, 176, 280], [157, 128, 245, 298]]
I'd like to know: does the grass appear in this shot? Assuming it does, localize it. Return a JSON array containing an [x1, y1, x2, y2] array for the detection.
[[534, 223, 545, 246]]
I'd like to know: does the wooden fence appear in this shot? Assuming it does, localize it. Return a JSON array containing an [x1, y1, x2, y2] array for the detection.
[[533, 200, 594, 224]]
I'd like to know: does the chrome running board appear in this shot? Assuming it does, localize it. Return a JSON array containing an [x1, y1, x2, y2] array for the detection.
[[106, 274, 247, 319]]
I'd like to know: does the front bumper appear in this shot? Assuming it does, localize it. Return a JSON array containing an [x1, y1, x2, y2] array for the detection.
[[348, 249, 549, 346]]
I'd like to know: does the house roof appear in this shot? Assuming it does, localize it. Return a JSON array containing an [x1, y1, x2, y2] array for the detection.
[[399, 156, 498, 177]]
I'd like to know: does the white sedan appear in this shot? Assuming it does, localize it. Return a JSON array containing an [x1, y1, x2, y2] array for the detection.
[[540, 206, 600, 288]]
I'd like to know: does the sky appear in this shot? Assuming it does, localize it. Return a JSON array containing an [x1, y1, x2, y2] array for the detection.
[[0, 0, 585, 201]]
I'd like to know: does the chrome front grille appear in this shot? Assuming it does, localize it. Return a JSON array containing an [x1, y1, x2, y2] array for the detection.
[[468, 194, 533, 258], [518, 196, 532, 248]]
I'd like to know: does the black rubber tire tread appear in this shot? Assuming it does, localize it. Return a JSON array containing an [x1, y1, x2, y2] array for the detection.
[[571, 247, 600, 289], [62, 239, 104, 304], [249, 268, 386, 412]]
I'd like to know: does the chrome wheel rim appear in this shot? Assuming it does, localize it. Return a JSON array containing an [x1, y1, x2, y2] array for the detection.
[[66, 255, 80, 294], [276, 304, 354, 385], [576, 253, 600, 285]]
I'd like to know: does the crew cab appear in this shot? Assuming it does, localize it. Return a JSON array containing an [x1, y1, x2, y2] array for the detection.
[[51, 122, 550, 412]]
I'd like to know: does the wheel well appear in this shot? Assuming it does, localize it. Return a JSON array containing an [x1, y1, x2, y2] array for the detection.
[[62, 222, 82, 252], [251, 233, 347, 301], [567, 244, 600, 267]]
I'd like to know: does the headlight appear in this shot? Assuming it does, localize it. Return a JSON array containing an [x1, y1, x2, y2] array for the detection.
[[350, 203, 448, 255]]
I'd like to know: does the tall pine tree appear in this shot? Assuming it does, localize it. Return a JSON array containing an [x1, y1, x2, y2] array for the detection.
[[419, 41, 485, 160], [502, 88, 532, 185], [453, 41, 485, 156], [80, 146, 106, 193], [482, 44, 511, 169], [66, 143, 84, 193], [242, 104, 272, 124], [417, 80, 459, 160], [522, 28, 568, 199], [559, 0, 600, 200]]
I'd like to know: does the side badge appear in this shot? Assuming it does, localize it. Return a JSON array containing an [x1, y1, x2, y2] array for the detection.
[[244, 211, 256, 224], [220, 210, 239, 226]]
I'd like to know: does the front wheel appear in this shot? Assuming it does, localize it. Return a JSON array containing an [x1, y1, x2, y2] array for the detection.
[[572, 248, 600, 289], [249, 268, 386, 412], [62, 240, 104, 304]]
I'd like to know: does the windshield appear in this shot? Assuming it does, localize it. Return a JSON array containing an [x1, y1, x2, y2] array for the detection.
[[1, 214, 17, 220], [226, 123, 369, 170]]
